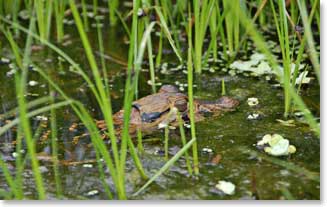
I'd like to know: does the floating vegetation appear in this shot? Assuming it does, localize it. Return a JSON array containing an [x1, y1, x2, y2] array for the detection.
[[256, 134, 296, 156], [276, 119, 296, 127], [215, 181, 236, 195], [247, 113, 260, 120], [86, 190, 99, 196], [82, 164, 93, 168], [247, 97, 259, 107], [28, 80, 39, 86], [0, 0, 319, 201], [202, 147, 213, 154], [0, 57, 10, 64]]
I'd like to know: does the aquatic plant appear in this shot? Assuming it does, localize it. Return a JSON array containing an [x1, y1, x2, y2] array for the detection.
[[0, 0, 320, 200]]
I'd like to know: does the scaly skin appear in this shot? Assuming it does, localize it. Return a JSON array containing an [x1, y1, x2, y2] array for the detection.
[[96, 85, 239, 137]]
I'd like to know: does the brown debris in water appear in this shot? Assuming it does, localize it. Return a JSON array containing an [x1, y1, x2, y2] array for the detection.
[[69, 123, 78, 131], [211, 154, 222, 165]]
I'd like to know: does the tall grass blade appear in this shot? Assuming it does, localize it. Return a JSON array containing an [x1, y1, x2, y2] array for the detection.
[[133, 137, 196, 196]]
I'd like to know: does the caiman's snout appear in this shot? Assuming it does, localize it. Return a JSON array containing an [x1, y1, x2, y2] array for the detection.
[[216, 96, 239, 110], [196, 96, 239, 114]]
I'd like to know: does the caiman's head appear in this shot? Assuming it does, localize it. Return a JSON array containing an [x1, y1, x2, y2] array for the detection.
[[195, 96, 239, 115], [158, 85, 239, 118]]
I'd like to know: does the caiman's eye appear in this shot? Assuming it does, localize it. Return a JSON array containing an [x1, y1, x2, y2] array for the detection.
[[141, 112, 162, 123], [174, 99, 188, 112]]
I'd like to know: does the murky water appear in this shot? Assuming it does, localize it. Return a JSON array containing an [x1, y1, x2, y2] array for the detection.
[[0, 14, 320, 200]]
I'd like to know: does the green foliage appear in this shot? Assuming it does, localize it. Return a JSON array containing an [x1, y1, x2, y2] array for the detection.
[[0, 0, 320, 200]]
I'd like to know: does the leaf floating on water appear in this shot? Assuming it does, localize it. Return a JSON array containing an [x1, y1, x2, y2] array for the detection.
[[39, 166, 49, 173], [209, 68, 215, 73], [147, 80, 162, 86], [288, 145, 296, 154], [82, 164, 93, 168], [257, 134, 296, 156], [0, 57, 10, 64], [28, 80, 38, 86], [276, 119, 296, 127], [257, 134, 272, 146], [250, 53, 266, 62], [6, 69, 17, 77], [86, 190, 99, 196], [229, 53, 308, 80], [264, 139, 289, 156], [230, 60, 254, 71], [215, 181, 235, 195], [255, 61, 271, 75], [35, 115, 48, 121], [247, 113, 260, 120], [202, 147, 213, 153]]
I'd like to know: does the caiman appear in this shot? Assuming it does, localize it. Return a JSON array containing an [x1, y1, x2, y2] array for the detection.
[[96, 85, 239, 137]]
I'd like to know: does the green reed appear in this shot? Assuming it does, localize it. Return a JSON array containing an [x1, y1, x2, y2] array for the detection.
[[158, 0, 182, 54], [176, 111, 193, 175], [70, 0, 127, 198], [0, 156, 18, 198], [2, 20, 46, 198], [221, 79, 226, 96], [115, 9, 131, 37], [297, 0, 320, 81], [280, 187, 295, 200], [203, 3, 228, 64], [143, 1, 157, 93], [137, 129, 144, 153], [154, 6, 183, 63], [13, 124, 24, 199], [155, 28, 163, 68], [209, 3, 218, 62], [308, 0, 320, 33], [1, 5, 144, 198], [81, 0, 89, 31], [133, 137, 196, 197], [187, 12, 199, 175], [164, 126, 169, 160], [54, 0, 66, 42], [49, 89, 63, 198], [269, 0, 292, 117], [95, 15, 109, 94], [233, 0, 320, 136], [291, 0, 319, 92], [93, 0, 98, 15], [222, 0, 240, 58], [193, 0, 215, 73], [0, 0, 320, 200], [108, 0, 119, 26], [35, 0, 53, 42], [257, 0, 267, 26]]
